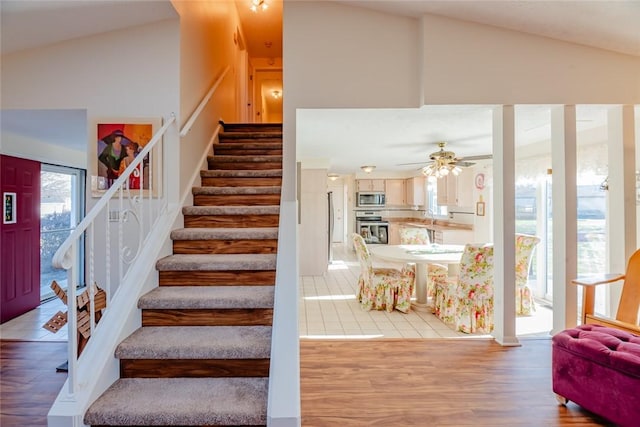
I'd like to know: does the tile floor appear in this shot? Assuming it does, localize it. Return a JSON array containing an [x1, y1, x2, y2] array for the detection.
[[2, 242, 553, 342], [0, 297, 68, 341], [299, 242, 553, 339]]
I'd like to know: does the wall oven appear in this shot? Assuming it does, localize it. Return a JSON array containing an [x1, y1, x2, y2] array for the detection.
[[357, 192, 385, 208], [355, 211, 388, 245]]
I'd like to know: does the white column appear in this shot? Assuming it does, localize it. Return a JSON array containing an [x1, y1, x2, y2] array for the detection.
[[606, 105, 637, 314], [492, 105, 518, 346], [551, 105, 578, 333]]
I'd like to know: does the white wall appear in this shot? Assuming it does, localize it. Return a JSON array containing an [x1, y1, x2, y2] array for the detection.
[[421, 14, 640, 104], [1, 18, 181, 290], [1, 18, 181, 192], [172, 0, 243, 193], [285, 2, 420, 110]]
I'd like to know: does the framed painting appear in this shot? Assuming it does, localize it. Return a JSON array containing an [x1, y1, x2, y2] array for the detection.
[[90, 118, 162, 197]]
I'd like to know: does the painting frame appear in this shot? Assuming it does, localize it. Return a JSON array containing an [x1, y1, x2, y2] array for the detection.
[[476, 201, 485, 217], [90, 117, 162, 198]]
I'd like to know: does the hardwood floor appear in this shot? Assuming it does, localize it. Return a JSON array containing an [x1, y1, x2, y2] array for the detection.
[[0, 340, 68, 427], [0, 337, 615, 426], [300, 338, 614, 427]]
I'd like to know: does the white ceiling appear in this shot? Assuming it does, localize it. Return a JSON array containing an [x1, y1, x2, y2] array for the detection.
[[297, 105, 612, 174], [1, 0, 638, 173]]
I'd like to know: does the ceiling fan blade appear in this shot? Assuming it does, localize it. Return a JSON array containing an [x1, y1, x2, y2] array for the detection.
[[459, 153, 492, 161], [451, 160, 475, 168], [396, 161, 428, 166]]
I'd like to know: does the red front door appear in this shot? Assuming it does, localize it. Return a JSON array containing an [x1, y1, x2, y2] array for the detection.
[[1, 155, 41, 323]]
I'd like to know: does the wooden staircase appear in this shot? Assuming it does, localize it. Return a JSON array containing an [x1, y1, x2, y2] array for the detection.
[[84, 123, 283, 426]]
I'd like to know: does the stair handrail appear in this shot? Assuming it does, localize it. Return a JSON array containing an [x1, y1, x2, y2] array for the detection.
[[51, 112, 176, 396], [52, 113, 176, 271], [179, 66, 230, 137]]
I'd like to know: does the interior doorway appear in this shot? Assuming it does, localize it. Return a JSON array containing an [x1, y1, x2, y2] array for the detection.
[[40, 164, 85, 301], [253, 69, 282, 123]]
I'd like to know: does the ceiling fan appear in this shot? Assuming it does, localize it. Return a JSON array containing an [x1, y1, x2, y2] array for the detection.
[[398, 142, 492, 177]]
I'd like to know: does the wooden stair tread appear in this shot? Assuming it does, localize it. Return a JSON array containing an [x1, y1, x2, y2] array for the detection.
[[219, 122, 282, 131], [192, 186, 281, 195], [219, 131, 282, 139], [156, 254, 276, 271], [214, 142, 282, 148], [208, 155, 282, 163], [84, 377, 267, 426], [115, 326, 272, 359], [182, 205, 279, 215], [138, 286, 274, 309], [170, 227, 278, 240], [200, 169, 282, 177]]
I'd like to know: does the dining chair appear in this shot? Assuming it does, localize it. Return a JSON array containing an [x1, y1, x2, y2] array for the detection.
[[433, 243, 494, 333], [398, 225, 448, 302], [398, 225, 431, 245], [351, 233, 415, 313], [515, 233, 541, 315]]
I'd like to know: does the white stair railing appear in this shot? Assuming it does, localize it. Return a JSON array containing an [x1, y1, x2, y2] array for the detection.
[[51, 113, 176, 397]]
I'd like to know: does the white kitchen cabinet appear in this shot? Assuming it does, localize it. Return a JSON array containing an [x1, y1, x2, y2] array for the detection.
[[388, 223, 401, 245], [433, 229, 473, 245], [385, 179, 405, 205], [455, 169, 474, 208], [436, 174, 457, 206], [436, 169, 474, 207], [356, 179, 385, 192], [405, 176, 426, 206]]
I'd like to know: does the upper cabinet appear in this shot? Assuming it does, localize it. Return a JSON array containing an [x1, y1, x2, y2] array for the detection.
[[405, 176, 426, 206], [357, 177, 426, 207], [356, 179, 385, 192], [436, 168, 473, 207], [385, 179, 405, 205]]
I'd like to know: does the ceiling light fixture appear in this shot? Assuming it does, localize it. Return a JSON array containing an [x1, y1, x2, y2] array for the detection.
[[360, 165, 375, 173], [271, 90, 281, 99], [250, 0, 268, 12], [421, 158, 461, 178], [421, 142, 462, 179], [327, 173, 340, 181]]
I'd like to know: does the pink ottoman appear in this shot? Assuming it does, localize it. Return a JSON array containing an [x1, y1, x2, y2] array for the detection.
[[552, 324, 640, 427]]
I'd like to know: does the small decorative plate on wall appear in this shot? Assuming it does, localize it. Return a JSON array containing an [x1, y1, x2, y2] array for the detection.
[[475, 173, 485, 190]]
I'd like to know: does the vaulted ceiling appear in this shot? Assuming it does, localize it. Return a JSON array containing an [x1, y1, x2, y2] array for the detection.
[[1, 1, 638, 173]]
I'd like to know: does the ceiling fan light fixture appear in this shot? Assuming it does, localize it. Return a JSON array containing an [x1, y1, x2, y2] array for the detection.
[[420, 142, 467, 179]]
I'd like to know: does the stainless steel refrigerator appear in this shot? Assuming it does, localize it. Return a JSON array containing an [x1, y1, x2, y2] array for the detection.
[[328, 191, 334, 264]]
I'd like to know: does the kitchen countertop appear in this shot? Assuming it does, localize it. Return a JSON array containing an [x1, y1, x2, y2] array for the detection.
[[384, 217, 473, 232]]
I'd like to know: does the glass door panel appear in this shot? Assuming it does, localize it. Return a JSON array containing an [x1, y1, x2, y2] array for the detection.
[[40, 165, 85, 300]]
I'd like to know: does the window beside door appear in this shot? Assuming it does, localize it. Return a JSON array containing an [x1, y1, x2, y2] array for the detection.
[[40, 165, 85, 301]]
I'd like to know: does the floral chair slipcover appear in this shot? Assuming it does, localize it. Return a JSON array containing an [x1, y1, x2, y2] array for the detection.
[[398, 226, 448, 300], [352, 233, 415, 313], [433, 243, 494, 333], [515, 234, 541, 316], [398, 226, 431, 245]]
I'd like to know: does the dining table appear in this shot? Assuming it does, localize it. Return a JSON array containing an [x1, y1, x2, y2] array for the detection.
[[368, 243, 465, 311]]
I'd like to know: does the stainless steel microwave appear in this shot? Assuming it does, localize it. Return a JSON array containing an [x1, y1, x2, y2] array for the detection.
[[357, 192, 385, 208]]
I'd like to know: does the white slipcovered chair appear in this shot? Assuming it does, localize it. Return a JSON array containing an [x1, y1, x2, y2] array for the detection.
[[352, 233, 415, 313], [515, 233, 541, 315], [398, 225, 448, 302], [433, 243, 495, 333]]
